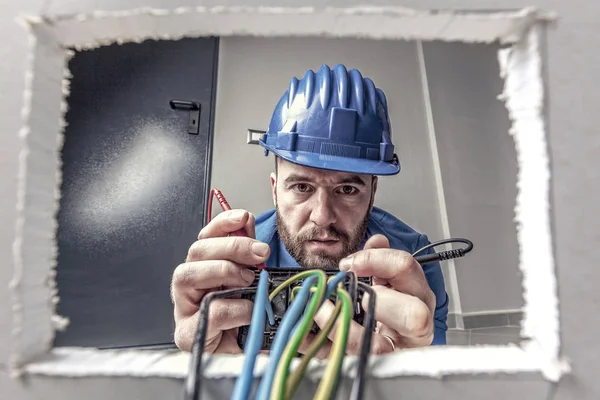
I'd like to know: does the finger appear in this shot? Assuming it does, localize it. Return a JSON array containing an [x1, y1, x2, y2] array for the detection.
[[363, 236, 391, 287], [362, 234, 390, 250], [339, 248, 429, 300], [314, 301, 362, 354], [214, 329, 246, 354], [312, 299, 392, 356], [172, 260, 256, 316], [198, 209, 251, 239], [187, 236, 270, 265], [174, 298, 254, 352], [245, 212, 256, 239], [362, 285, 434, 344], [206, 298, 254, 345], [297, 333, 332, 360], [372, 277, 391, 287]]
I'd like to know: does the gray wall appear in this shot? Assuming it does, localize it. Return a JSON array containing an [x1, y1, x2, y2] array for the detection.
[[422, 41, 523, 314], [2, 1, 600, 400], [211, 37, 522, 316]]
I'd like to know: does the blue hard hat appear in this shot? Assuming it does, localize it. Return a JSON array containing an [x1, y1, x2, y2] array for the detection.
[[259, 64, 400, 176]]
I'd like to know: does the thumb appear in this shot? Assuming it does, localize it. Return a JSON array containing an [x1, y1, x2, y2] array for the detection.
[[363, 234, 390, 250]]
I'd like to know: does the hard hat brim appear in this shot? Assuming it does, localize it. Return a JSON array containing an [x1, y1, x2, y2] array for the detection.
[[260, 143, 400, 176]]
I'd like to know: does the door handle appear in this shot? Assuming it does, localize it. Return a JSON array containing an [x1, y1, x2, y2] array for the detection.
[[169, 99, 201, 135]]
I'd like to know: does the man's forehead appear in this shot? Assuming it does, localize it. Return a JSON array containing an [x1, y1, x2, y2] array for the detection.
[[278, 159, 370, 184]]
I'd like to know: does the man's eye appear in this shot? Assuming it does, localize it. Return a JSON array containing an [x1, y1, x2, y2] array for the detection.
[[294, 183, 311, 192], [339, 185, 358, 195]]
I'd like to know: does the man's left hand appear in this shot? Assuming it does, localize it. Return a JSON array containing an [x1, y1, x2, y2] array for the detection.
[[308, 234, 436, 356]]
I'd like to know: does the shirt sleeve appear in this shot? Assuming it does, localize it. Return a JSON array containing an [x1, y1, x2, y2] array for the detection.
[[415, 234, 449, 345]]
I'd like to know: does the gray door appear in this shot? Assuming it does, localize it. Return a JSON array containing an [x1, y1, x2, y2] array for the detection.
[[54, 37, 218, 349]]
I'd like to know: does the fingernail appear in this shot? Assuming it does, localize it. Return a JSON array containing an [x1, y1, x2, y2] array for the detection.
[[339, 256, 353, 271], [230, 210, 246, 222], [241, 268, 255, 283], [252, 242, 269, 257]]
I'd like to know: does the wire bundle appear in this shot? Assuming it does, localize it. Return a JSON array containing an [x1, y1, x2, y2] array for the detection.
[[185, 230, 475, 400], [188, 188, 474, 400], [185, 269, 375, 400]]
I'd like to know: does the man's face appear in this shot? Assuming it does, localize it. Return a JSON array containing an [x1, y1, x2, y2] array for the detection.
[[270, 158, 377, 269]]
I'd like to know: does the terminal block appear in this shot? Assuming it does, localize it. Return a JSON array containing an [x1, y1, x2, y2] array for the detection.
[[237, 267, 372, 351]]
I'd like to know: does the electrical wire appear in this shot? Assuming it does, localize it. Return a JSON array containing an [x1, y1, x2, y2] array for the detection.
[[288, 271, 354, 335], [254, 275, 319, 400], [184, 287, 257, 400], [231, 270, 270, 400], [206, 188, 216, 223], [285, 271, 361, 399], [285, 298, 342, 398], [286, 272, 347, 340], [324, 274, 360, 400], [346, 271, 358, 305], [313, 286, 353, 400], [270, 270, 327, 400], [349, 282, 377, 400], [185, 273, 369, 400], [281, 282, 352, 400], [412, 238, 474, 265], [266, 270, 330, 354], [289, 273, 344, 302], [324, 271, 350, 299]]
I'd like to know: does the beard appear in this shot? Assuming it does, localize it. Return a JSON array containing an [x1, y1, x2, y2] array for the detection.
[[276, 207, 370, 269]]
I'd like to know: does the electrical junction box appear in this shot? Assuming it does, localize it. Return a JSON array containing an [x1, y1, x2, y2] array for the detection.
[[237, 267, 373, 350]]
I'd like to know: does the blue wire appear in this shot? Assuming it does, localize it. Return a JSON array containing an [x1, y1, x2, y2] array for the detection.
[[254, 276, 317, 400], [324, 271, 348, 300], [265, 296, 275, 326], [231, 270, 270, 400]]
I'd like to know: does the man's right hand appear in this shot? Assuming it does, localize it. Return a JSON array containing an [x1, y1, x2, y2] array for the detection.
[[171, 209, 270, 353]]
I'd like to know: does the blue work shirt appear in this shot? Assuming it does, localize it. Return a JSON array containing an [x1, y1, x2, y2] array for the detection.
[[254, 206, 449, 345]]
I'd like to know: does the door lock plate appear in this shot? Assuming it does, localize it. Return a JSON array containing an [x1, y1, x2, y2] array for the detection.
[[170, 99, 201, 135]]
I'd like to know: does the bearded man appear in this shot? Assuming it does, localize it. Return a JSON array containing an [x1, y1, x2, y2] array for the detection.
[[171, 64, 449, 356]]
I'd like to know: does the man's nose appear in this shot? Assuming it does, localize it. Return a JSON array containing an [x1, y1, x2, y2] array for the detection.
[[309, 190, 336, 227]]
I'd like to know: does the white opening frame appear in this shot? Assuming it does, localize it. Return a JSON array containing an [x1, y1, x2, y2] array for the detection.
[[9, 5, 568, 398]]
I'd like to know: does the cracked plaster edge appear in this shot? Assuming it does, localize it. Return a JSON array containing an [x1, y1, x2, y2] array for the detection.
[[6, 3, 568, 384], [38, 5, 554, 21], [9, 17, 40, 376], [9, 18, 73, 376], [496, 25, 569, 381], [17, 26, 571, 381], [17, 6, 556, 52], [20, 344, 553, 381]]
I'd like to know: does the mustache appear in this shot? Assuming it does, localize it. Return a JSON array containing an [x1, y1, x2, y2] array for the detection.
[[296, 226, 349, 242]]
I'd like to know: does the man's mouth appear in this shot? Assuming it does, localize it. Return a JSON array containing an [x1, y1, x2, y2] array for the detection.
[[305, 238, 341, 249], [308, 237, 339, 243]]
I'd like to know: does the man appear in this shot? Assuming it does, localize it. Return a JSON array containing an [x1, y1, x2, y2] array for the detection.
[[171, 64, 449, 356]]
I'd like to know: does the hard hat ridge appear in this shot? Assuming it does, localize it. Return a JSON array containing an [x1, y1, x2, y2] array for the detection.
[[259, 63, 400, 176]]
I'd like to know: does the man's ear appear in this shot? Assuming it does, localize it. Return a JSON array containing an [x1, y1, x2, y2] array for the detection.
[[370, 176, 378, 211], [270, 172, 277, 207]]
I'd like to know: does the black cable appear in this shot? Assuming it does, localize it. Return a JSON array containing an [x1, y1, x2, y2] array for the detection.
[[184, 287, 257, 400], [345, 270, 358, 305], [412, 238, 473, 265], [350, 282, 376, 400], [322, 270, 359, 400]]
